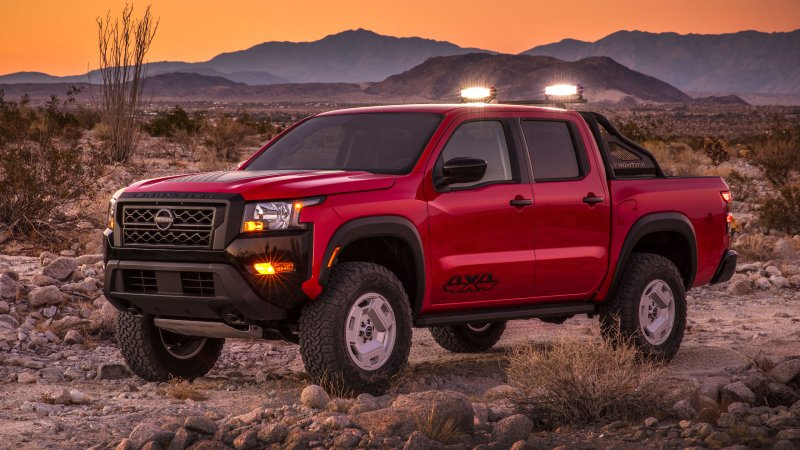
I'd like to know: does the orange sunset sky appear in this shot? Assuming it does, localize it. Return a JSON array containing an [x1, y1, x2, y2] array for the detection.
[[1, 0, 799, 76]]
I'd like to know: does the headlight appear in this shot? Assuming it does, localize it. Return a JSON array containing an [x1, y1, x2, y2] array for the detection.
[[242, 197, 323, 232], [107, 188, 125, 230]]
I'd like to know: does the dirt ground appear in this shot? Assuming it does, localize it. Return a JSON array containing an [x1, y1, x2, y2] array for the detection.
[[1, 277, 799, 449]]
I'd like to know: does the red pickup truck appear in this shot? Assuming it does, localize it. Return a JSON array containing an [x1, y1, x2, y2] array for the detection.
[[104, 102, 736, 393]]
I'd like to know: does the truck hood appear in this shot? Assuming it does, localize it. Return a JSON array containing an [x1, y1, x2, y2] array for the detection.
[[124, 170, 396, 200]]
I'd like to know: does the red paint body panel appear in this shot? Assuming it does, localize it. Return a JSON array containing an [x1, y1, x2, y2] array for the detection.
[[120, 103, 731, 318]]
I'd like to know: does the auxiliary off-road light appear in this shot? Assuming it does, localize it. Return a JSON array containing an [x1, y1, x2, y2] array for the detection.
[[460, 86, 497, 103], [253, 262, 295, 275], [544, 84, 585, 102]]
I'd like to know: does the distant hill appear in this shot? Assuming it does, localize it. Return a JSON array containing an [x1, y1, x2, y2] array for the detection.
[[367, 53, 692, 103], [523, 29, 800, 94], [691, 95, 750, 106], [202, 28, 495, 83], [0, 55, 692, 105]]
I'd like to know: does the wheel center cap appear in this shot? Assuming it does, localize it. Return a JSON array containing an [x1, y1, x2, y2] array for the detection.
[[364, 325, 374, 338]]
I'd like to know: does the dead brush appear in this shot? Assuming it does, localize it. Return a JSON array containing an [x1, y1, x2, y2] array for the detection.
[[506, 330, 662, 427], [316, 371, 355, 398], [163, 378, 209, 401], [414, 404, 461, 445], [734, 233, 775, 262]]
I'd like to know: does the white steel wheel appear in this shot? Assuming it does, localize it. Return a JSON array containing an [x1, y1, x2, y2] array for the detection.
[[465, 323, 492, 332], [638, 279, 676, 346], [158, 329, 207, 360], [345, 293, 397, 371]]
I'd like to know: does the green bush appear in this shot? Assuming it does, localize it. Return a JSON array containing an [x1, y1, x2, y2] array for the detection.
[[0, 90, 102, 234], [757, 185, 800, 235], [143, 105, 200, 137]]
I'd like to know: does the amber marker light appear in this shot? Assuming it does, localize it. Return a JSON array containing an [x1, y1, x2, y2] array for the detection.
[[243, 221, 265, 232], [253, 262, 295, 275]]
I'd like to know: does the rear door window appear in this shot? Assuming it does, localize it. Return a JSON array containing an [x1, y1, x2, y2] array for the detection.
[[521, 120, 583, 181]]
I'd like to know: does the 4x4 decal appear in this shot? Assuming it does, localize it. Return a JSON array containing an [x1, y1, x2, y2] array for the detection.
[[444, 273, 498, 293]]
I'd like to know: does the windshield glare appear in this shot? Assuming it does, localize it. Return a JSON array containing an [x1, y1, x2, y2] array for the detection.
[[244, 113, 442, 174]]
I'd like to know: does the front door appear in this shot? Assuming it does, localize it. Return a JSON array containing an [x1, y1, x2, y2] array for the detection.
[[427, 118, 535, 308]]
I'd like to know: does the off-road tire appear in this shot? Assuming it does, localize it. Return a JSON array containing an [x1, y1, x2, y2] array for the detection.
[[116, 311, 224, 381], [599, 252, 686, 361], [429, 322, 506, 353], [299, 262, 412, 395]]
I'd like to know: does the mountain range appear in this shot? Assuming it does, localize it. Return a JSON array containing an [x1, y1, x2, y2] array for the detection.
[[1, 28, 797, 103], [524, 29, 800, 95]]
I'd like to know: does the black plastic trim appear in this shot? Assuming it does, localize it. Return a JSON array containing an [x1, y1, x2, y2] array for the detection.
[[609, 212, 698, 293], [415, 302, 596, 327], [710, 249, 737, 284], [319, 216, 425, 317]]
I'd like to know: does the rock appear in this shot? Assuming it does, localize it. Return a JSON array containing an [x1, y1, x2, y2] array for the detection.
[[770, 360, 800, 384], [323, 415, 352, 430], [773, 440, 797, 450], [28, 286, 63, 307], [300, 385, 331, 410], [32, 275, 58, 287], [76, 254, 103, 265], [738, 263, 760, 273], [772, 276, 791, 289], [63, 329, 83, 345], [17, 372, 38, 384], [704, 431, 731, 448], [755, 277, 771, 290], [232, 429, 258, 450], [492, 414, 533, 446], [722, 381, 756, 404], [348, 393, 383, 415], [228, 408, 262, 427], [96, 363, 130, 380], [767, 411, 800, 429], [0, 300, 8, 314], [484, 384, 516, 399], [644, 417, 659, 427], [766, 266, 783, 277], [184, 416, 218, 435], [256, 423, 287, 444], [49, 316, 87, 333], [728, 279, 753, 296], [100, 300, 119, 329], [114, 438, 133, 450], [42, 306, 58, 318], [403, 431, 436, 450], [0, 273, 17, 300], [770, 383, 800, 406], [42, 387, 72, 405], [167, 427, 197, 450], [354, 390, 474, 439], [332, 430, 362, 449], [673, 399, 696, 420], [0, 314, 19, 329], [777, 428, 800, 441], [128, 424, 174, 450], [20, 401, 64, 415], [69, 389, 90, 404], [42, 257, 78, 281], [186, 440, 231, 450]]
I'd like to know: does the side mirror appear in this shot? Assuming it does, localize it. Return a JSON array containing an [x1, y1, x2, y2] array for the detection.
[[438, 157, 487, 187]]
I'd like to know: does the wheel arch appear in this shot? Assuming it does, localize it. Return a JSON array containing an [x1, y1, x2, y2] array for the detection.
[[611, 212, 697, 292], [319, 216, 425, 318]]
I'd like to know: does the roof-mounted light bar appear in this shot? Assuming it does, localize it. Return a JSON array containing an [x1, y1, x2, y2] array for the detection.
[[460, 86, 497, 103], [458, 83, 587, 107]]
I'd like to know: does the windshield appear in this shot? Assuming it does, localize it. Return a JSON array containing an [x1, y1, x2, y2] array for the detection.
[[244, 113, 443, 174]]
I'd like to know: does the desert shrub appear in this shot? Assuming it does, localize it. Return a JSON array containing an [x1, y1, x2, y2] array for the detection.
[[702, 137, 730, 166], [734, 234, 775, 262], [617, 120, 655, 142], [143, 105, 200, 137], [0, 90, 103, 235], [506, 334, 661, 426], [757, 185, 800, 235], [163, 378, 208, 401], [646, 141, 707, 176], [724, 170, 757, 203], [201, 115, 251, 162], [235, 111, 277, 136], [415, 405, 461, 444], [749, 129, 800, 186]]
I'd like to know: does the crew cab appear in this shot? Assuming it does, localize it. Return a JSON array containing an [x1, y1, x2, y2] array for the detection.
[[104, 99, 736, 393]]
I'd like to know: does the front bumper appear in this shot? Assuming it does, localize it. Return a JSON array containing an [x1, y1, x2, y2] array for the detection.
[[103, 230, 312, 323], [709, 249, 737, 284]]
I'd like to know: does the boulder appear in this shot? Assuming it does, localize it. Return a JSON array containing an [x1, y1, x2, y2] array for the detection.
[[28, 286, 63, 307], [42, 257, 78, 281], [184, 416, 218, 435], [722, 381, 756, 404], [300, 385, 331, 410], [491, 414, 533, 446], [727, 279, 752, 296], [96, 363, 130, 380], [769, 359, 800, 384], [0, 273, 17, 300], [256, 423, 287, 444], [128, 423, 174, 450]]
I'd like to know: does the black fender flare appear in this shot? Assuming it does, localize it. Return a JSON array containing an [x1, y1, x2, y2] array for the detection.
[[319, 216, 426, 317], [609, 212, 698, 293]]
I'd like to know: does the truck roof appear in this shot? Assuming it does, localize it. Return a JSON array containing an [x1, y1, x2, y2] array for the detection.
[[316, 103, 569, 116]]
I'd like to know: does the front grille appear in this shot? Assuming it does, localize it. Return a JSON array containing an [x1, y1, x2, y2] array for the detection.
[[181, 272, 216, 297], [123, 270, 157, 293], [121, 205, 218, 248]]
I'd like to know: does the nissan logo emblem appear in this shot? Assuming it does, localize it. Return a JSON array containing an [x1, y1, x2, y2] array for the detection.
[[154, 209, 174, 230]]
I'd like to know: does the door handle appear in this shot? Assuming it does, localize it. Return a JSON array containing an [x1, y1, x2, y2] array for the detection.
[[583, 194, 604, 205], [510, 198, 533, 207]]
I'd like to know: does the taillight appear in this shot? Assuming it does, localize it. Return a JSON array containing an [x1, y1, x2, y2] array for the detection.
[[726, 213, 734, 235], [721, 191, 732, 203]]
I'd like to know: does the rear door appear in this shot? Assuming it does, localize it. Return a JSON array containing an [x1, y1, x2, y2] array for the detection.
[[426, 116, 536, 308], [519, 115, 611, 298]]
